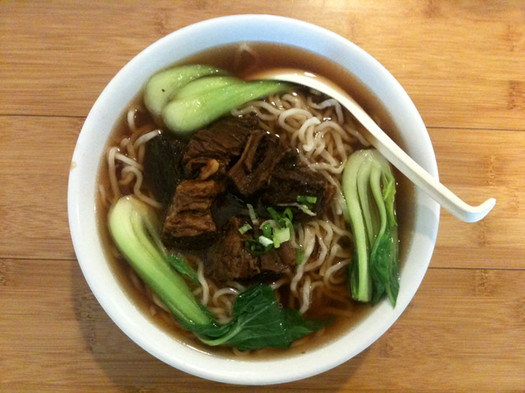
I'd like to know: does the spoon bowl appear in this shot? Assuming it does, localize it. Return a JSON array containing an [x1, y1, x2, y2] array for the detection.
[[249, 68, 496, 223]]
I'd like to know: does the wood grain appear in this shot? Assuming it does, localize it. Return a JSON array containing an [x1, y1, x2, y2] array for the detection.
[[429, 128, 525, 269], [1, 260, 523, 392], [0, 116, 80, 260], [1, 1, 524, 128], [0, 0, 524, 392]]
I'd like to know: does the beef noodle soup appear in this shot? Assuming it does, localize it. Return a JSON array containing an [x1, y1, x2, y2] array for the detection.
[[97, 43, 408, 357]]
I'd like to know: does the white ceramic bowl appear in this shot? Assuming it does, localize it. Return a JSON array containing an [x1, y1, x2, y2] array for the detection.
[[68, 14, 439, 385]]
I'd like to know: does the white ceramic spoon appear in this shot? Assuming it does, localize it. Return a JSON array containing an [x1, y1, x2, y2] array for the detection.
[[249, 68, 496, 223]]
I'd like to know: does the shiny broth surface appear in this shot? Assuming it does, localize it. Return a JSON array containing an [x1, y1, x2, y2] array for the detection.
[[97, 42, 414, 359]]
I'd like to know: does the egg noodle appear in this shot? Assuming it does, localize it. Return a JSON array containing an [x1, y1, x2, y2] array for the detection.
[[99, 88, 368, 350]]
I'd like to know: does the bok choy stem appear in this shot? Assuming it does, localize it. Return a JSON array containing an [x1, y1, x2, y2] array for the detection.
[[108, 196, 212, 326], [342, 149, 400, 306], [143, 64, 292, 135]]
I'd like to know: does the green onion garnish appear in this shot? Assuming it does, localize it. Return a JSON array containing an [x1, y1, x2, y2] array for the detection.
[[296, 203, 317, 216], [244, 206, 296, 255], [273, 227, 291, 248], [238, 223, 253, 234], [297, 195, 317, 205], [258, 235, 274, 247], [295, 246, 305, 265], [247, 203, 258, 224]]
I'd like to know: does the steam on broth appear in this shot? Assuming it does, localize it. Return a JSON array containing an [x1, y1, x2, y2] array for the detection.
[[97, 42, 407, 357]]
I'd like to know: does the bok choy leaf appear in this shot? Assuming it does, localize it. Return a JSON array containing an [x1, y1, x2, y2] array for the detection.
[[342, 149, 400, 306], [193, 284, 328, 351]]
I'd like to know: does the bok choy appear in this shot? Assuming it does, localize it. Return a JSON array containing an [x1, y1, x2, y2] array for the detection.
[[108, 196, 326, 350], [144, 64, 226, 119], [143, 64, 292, 135], [108, 196, 213, 327], [342, 149, 400, 306], [162, 80, 291, 134]]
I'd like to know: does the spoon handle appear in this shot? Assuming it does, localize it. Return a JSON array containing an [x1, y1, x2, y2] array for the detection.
[[330, 86, 496, 223], [252, 70, 496, 223]]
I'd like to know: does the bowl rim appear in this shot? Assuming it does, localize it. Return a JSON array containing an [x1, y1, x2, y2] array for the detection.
[[68, 14, 440, 385]]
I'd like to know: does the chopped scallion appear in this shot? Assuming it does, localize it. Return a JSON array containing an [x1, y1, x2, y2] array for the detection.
[[295, 246, 305, 265], [238, 223, 252, 234], [273, 227, 291, 248], [296, 204, 317, 216], [247, 203, 258, 225], [244, 206, 297, 255], [261, 221, 273, 238], [258, 235, 274, 247], [297, 195, 318, 205]]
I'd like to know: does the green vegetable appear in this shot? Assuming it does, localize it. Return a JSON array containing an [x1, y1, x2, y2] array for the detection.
[[194, 284, 328, 351], [144, 65, 226, 119], [342, 149, 400, 306], [171, 76, 243, 100], [245, 237, 273, 256], [237, 223, 252, 234], [167, 253, 199, 285], [296, 195, 318, 216], [295, 246, 305, 265], [261, 221, 273, 239], [143, 64, 293, 135], [247, 203, 258, 224], [267, 207, 293, 229], [109, 196, 325, 349], [108, 196, 212, 326], [162, 80, 292, 134], [294, 203, 317, 217], [273, 226, 291, 248], [258, 235, 274, 247], [243, 207, 295, 255], [297, 195, 318, 205]]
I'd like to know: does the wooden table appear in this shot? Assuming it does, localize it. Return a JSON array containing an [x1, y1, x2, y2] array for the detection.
[[1, 1, 524, 392]]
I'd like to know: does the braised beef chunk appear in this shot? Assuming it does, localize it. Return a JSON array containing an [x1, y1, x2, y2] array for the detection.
[[164, 212, 217, 245], [143, 132, 187, 205], [183, 116, 257, 177], [228, 130, 288, 196], [206, 217, 296, 282], [206, 217, 259, 282], [146, 115, 334, 278], [171, 179, 223, 212], [211, 192, 248, 230], [162, 179, 223, 248], [260, 242, 296, 274], [262, 165, 335, 220]]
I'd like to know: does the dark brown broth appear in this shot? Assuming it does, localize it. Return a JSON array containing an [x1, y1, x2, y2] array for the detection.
[[96, 42, 414, 359]]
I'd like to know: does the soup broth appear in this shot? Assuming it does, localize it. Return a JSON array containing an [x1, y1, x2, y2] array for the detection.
[[97, 42, 414, 359]]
